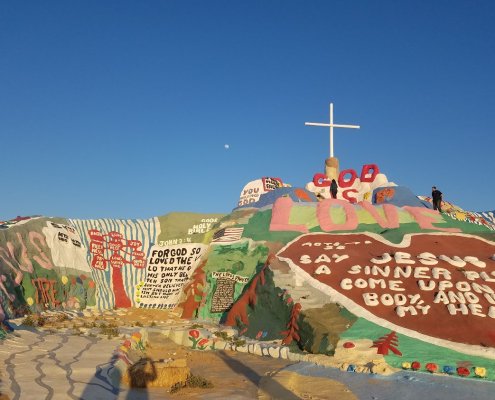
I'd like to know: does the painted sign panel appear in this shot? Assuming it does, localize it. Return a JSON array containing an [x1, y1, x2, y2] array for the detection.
[[42, 222, 91, 272], [277, 232, 495, 358], [238, 177, 283, 207], [138, 243, 206, 309], [210, 272, 249, 313], [262, 177, 282, 191]]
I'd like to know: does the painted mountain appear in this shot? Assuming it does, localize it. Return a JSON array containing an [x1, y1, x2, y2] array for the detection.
[[2, 163, 495, 380]]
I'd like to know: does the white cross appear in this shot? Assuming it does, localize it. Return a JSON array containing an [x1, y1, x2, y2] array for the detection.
[[305, 103, 360, 158]]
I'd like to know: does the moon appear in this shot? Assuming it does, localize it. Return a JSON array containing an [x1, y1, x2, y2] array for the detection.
[[225, 144, 229, 149]]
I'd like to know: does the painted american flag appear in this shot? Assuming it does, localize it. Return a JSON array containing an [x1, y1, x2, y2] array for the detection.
[[212, 227, 244, 243]]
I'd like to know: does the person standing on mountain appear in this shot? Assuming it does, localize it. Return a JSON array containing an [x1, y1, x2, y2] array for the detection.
[[330, 179, 338, 199], [432, 186, 443, 212]]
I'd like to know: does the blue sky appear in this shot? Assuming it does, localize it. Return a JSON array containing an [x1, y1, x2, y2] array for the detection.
[[1, 1, 494, 220]]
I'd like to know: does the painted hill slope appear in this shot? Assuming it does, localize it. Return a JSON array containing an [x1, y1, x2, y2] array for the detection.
[[1, 164, 495, 382]]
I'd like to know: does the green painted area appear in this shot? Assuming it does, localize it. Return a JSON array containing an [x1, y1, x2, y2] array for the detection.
[[341, 317, 495, 381], [239, 210, 301, 244], [197, 242, 270, 322], [240, 205, 492, 245], [289, 206, 319, 229], [0, 217, 97, 318], [156, 212, 226, 245], [298, 304, 358, 356], [232, 267, 294, 341], [19, 260, 96, 313]]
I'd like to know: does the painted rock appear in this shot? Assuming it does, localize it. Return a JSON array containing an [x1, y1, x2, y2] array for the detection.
[[277, 233, 495, 357]]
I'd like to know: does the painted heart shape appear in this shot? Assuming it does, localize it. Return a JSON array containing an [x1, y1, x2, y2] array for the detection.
[[277, 232, 495, 358]]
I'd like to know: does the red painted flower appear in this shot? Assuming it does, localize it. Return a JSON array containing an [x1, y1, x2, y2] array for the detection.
[[240, 328, 248, 335], [189, 330, 200, 338], [344, 342, 355, 349], [80, 274, 87, 281], [198, 339, 209, 347], [411, 362, 421, 370], [426, 363, 438, 372], [212, 339, 220, 343], [457, 367, 470, 376], [123, 340, 131, 348], [287, 298, 293, 304], [133, 332, 142, 339], [88, 281, 96, 288], [71, 277, 76, 285], [256, 331, 263, 339]]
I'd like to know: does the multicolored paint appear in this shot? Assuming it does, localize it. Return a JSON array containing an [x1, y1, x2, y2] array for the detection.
[[3, 165, 495, 386]]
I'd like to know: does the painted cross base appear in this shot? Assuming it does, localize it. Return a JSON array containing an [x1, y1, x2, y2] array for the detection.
[[325, 157, 339, 182]]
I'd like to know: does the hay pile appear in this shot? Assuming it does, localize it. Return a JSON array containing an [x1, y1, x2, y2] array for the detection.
[[121, 358, 190, 388]]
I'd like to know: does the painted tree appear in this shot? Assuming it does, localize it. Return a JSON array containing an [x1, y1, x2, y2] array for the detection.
[[279, 302, 302, 345], [89, 230, 145, 308], [224, 254, 274, 327], [371, 331, 402, 356], [178, 261, 207, 319]]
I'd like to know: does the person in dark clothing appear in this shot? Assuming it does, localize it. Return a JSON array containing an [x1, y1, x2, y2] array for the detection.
[[330, 179, 338, 199], [432, 186, 443, 212]]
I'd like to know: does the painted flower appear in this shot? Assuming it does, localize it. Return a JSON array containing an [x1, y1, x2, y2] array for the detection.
[[88, 280, 96, 288], [61, 276, 68, 285], [426, 363, 438, 373], [240, 328, 248, 335], [123, 340, 132, 348], [75, 302, 80, 309], [212, 339, 220, 343], [62, 302, 67, 309], [402, 362, 411, 370], [67, 300, 74, 308], [198, 339, 209, 347], [71, 277, 76, 285], [189, 330, 200, 338], [256, 331, 263, 339], [287, 298, 293, 304], [443, 366, 455, 374], [27, 297, 34, 306], [411, 362, 421, 370], [80, 275, 86, 281], [76, 277, 83, 285], [474, 367, 486, 378], [457, 367, 470, 376], [262, 332, 267, 338], [344, 342, 355, 349]]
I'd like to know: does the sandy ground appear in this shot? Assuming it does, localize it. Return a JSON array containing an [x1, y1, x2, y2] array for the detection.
[[143, 332, 296, 398], [4, 307, 495, 399]]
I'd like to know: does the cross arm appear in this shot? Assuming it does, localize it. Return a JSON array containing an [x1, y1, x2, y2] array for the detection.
[[305, 122, 360, 129]]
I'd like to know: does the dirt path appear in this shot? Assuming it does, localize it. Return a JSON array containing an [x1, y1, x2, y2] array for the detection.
[[144, 332, 296, 398]]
